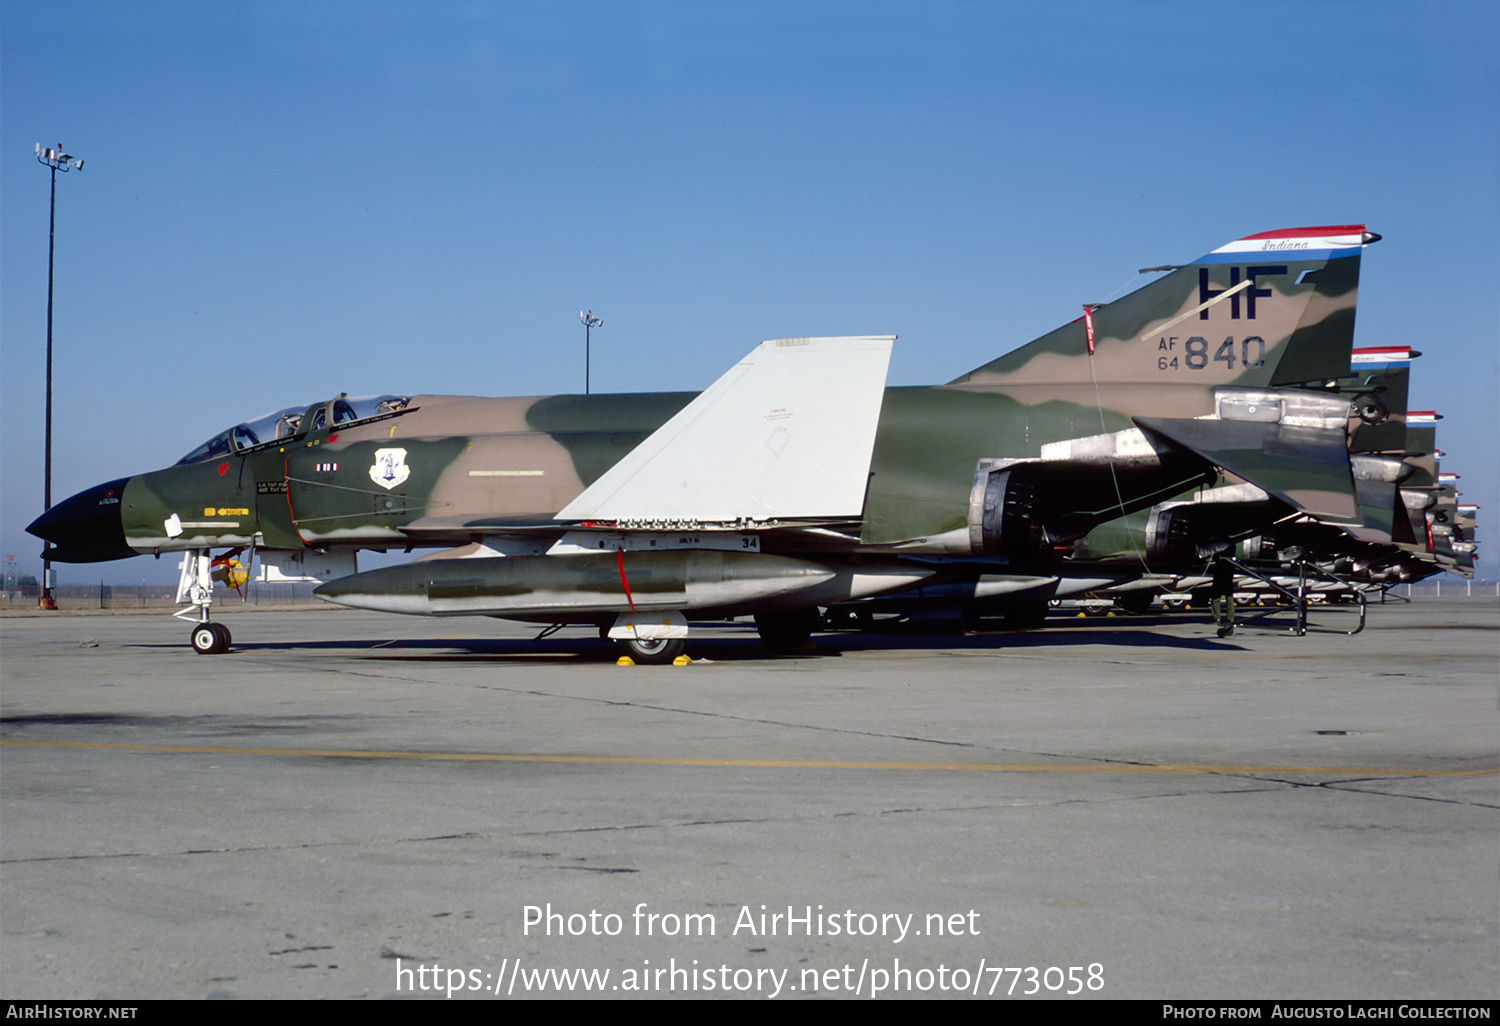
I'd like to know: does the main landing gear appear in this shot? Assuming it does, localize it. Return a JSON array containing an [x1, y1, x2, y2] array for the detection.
[[754, 607, 821, 653], [619, 635, 687, 665], [1002, 599, 1050, 630], [603, 611, 690, 664], [600, 607, 823, 663]]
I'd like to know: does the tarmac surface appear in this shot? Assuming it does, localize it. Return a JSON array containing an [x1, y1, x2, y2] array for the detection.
[[1, 599, 1496, 1000]]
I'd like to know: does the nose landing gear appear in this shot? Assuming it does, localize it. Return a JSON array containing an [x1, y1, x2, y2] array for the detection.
[[190, 621, 232, 655], [174, 548, 236, 654]]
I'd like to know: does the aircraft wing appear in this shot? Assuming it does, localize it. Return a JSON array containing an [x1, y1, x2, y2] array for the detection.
[[556, 336, 894, 524]]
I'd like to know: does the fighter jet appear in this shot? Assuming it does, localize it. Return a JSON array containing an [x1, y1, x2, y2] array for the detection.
[[30, 225, 1387, 660]]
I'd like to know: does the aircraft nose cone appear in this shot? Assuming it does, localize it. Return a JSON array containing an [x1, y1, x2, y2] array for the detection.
[[26, 478, 137, 562]]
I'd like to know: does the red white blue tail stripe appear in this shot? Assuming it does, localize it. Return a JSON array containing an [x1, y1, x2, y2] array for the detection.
[[1198, 225, 1376, 263], [1351, 346, 1416, 368]]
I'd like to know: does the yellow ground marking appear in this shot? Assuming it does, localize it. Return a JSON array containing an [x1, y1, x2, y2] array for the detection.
[[842, 648, 1453, 660], [1, 739, 1492, 777]]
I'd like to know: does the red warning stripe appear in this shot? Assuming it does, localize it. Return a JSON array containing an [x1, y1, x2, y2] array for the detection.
[[616, 549, 636, 612]]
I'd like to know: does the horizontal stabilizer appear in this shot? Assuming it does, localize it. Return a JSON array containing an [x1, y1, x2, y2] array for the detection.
[[1138, 405, 1359, 522], [557, 336, 894, 523]]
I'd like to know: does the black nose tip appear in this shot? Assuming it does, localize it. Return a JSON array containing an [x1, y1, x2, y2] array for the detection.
[[26, 478, 136, 562]]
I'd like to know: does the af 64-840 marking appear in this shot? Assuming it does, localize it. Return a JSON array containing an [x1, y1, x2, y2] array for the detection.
[[1158, 335, 1267, 371]]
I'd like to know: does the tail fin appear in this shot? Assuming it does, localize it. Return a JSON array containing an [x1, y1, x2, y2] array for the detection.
[[1390, 415, 1441, 551], [1334, 346, 1419, 542], [951, 226, 1379, 389], [1340, 346, 1417, 454]]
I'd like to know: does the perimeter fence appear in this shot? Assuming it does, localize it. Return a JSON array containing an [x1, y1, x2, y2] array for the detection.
[[2, 582, 321, 611]]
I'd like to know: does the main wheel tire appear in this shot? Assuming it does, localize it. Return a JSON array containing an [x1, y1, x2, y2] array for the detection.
[[1003, 600, 1050, 630], [620, 636, 686, 665], [755, 608, 820, 653], [1116, 592, 1155, 615]]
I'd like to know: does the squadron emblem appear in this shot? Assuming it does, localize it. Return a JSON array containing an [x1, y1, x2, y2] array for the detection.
[[370, 448, 411, 490]]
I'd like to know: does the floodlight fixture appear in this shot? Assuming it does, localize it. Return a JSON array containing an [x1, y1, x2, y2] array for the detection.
[[36, 144, 83, 172], [580, 310, 603, 394]]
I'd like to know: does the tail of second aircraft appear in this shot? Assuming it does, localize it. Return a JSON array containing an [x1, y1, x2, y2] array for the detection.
[[950, 226, 1380, 390]]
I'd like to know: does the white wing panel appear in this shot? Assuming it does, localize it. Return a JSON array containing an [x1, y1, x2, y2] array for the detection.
[[557, 336, 894, 522]]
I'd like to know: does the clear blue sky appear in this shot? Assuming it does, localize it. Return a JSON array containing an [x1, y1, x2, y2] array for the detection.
[[3, 1, 1496, 584]]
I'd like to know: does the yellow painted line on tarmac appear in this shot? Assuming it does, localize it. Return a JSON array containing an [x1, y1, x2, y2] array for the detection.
[[2, 739, 1493, 777], [842, 649, 1448, 660]]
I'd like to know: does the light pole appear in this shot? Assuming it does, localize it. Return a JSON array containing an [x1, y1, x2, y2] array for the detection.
[[579, 310, 602, 395], [35, 144, 83, 610]]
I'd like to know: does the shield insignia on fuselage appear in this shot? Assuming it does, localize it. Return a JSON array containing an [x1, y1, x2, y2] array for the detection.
[[370, 448, 410, 490]]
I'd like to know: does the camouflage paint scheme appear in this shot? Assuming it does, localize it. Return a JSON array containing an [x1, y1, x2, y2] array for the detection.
[[29, 225, 1471, 654]]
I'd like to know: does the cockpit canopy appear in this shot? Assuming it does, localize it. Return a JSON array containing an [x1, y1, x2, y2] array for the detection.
[[175, 395, 412, 465]]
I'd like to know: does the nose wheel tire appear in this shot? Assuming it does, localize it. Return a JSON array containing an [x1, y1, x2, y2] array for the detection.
[[191, 622, 231, 655], [619, 636, 686, 665]]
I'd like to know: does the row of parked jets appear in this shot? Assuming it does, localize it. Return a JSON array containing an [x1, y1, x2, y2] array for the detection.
[[28, 225, 1476, 660]]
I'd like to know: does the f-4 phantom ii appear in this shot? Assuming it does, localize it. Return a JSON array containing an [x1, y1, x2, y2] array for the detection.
[[35, 224, 1439, 661]]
